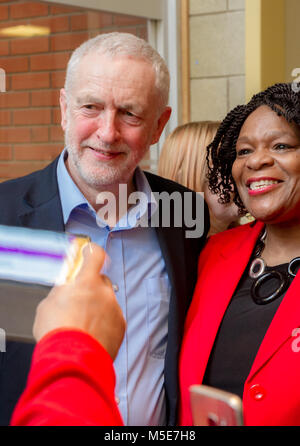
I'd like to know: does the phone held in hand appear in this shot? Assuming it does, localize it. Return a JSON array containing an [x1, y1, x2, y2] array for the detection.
[[189, 384, 243, 426]]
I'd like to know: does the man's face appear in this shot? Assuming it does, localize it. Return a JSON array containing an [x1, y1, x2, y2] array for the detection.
[[60, 52, 171, 192]]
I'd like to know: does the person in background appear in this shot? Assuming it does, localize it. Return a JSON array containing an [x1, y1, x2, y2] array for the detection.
[[179, 83, 300, 426], [158, 121, 242, 235]]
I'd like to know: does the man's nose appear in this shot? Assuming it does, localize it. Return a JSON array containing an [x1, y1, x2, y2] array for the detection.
[[246, 147, 274, 170], [96, 111, 120, 144]]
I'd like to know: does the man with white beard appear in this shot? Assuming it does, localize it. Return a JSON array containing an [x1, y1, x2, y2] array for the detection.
[[0, 32, 209, 426]]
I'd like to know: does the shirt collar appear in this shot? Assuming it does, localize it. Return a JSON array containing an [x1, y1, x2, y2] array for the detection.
[[57, 148, 93, 225], [57, 148, 158, 227]]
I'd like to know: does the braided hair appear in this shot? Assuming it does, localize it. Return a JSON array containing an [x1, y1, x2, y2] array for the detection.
[[206, 83, 300, 214]]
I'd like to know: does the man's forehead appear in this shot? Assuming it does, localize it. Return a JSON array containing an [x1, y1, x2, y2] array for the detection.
[[74, 90, 147, 114]]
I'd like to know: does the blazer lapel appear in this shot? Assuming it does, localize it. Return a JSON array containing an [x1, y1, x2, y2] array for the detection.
[[182, 222, 265, 385], [17, 195, 64, 232], [17, 158, 65, 232], [246, 267, 300, 382]]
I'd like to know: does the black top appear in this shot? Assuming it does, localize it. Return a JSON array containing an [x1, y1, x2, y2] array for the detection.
[[203, 261, 293, 399]]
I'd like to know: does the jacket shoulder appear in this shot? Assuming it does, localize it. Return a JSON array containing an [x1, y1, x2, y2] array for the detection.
[[198, 221, 261, 265], [210, 221, 256, 242], [144, 171, 197, 194], [0, 159, 59, 225], [0, 159, 58, 200]]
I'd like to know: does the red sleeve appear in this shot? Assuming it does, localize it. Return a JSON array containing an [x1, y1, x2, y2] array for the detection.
[[10, 329, 124, 426]]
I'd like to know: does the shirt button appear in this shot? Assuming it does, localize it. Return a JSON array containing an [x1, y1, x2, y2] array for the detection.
[[249, 384, 266, 401], [113, 284, 119, 292]]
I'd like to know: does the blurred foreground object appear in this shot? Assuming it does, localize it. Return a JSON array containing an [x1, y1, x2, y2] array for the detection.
[[0, 225, 89, 342]]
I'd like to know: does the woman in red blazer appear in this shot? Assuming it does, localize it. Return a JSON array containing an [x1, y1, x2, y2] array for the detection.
[[179, 83, 300, 426]]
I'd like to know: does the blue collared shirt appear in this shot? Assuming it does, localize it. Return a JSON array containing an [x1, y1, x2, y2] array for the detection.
[[56, 150, 171, 426]]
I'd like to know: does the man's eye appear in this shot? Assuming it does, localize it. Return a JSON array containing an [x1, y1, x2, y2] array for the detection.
[[122, 110, 140, 123], [124, 111, 135, 117]]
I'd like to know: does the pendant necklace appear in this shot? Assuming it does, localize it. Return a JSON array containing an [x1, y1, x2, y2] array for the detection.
[[248, 228, 300, 305]]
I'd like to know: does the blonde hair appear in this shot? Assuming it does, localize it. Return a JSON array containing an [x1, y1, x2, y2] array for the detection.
[[158, 121, 220, 192]]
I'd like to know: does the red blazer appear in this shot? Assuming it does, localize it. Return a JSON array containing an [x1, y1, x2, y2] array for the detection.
[[179, 221, 300, 426], [10, 330, 123, 426]]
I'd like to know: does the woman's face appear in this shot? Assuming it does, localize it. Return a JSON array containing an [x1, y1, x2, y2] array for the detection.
[[232, 105, 300, 224]]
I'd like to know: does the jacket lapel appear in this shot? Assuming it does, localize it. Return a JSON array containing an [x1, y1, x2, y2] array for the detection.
[[182, 221, 265, 385], [17, 158, 65, 232], [246, 266, 300, 382]]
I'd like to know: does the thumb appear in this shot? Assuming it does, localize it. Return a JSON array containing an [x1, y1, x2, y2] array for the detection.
[[75, 242, 107, 278]]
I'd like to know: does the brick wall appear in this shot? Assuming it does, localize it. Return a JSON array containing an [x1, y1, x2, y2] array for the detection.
[[0, 0, 148, 181]]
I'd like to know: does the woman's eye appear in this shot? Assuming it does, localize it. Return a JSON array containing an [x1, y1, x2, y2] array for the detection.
[[236, 148, 251, 156], [274, 143, 290, 151]]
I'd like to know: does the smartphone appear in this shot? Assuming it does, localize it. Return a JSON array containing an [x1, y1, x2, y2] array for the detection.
[[189, 384, 244, 426]]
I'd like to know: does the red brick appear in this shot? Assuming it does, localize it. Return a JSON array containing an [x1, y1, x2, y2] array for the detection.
[[50, 4, 80, 15], [11, 36, 49, 55], [0, 4, 8, 21], [11, 72, 50, 90], [50, 32, 88, 52], [0, 91, 30, 108], [31, 15, 70, 33], [115, 27, 142, 38], [50, 125, 63, 142], [0, 40, 9, 56], [137, 26, 148, 40], [0, 109, 11, 125], [51, 71, 65, 88], [113, 14, 147, 26], [0, 126, 31, 143], [0, 161, 47, 180], [31, 89, 60, 107], [13, 108, 51, 125], [10, 2, 48, 19], [52, 108, 61, 124], [0, 56, 29, 73], [31, 126, 49, 142], [14, 143, 62, 160], [0, 145, 12, 160], [71, 12, 113, 31], [30, 52, 70, 71]]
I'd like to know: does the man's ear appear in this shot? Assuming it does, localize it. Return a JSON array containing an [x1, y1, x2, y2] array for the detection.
[[151, 106, 172, 145], [59, 88, 68, 132]]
